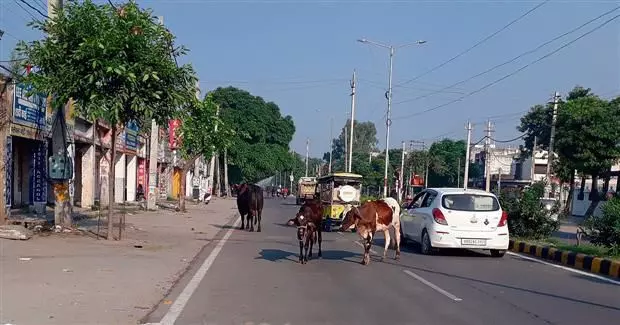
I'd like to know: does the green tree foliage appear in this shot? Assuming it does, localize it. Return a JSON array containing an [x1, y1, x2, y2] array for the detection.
[[177, 94, 235, 211], [582, 197, 620, 253], [209, 86, 296, 183], [324, 119, 378, 162], [17, 0, 197, 238], [499, 182, 559, 239]]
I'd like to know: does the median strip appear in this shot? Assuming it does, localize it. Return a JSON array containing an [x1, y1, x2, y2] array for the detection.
[[509, 240, 620, 279]]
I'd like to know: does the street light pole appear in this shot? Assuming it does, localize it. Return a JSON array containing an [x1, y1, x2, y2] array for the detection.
[[357, 38, 426, 197]]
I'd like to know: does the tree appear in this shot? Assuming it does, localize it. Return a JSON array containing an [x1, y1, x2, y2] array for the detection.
[[18, 0, 197, 239], [323, 120, 378, 163], [177, 94, 235, 212], [210, 86, 296, 183]]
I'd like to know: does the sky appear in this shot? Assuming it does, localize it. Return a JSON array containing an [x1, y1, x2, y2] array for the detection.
[[1, 0, 619, 159]]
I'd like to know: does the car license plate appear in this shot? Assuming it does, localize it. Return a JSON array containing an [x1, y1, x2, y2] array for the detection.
[[461, 238, 486, 246]]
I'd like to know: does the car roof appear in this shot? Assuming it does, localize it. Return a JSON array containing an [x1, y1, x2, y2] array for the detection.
[[426, 187, 497, 196]]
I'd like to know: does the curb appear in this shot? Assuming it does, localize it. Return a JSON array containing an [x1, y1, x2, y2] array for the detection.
[[509, 240, 620, 279]]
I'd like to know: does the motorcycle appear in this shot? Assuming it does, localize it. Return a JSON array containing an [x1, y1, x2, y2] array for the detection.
[[203, 193, 212, 205]]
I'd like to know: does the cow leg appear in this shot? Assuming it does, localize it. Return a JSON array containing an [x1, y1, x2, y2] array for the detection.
[[257, 209, 262, 232], [362, 234, 372, 265], [240, 213, 245, 230], [394, 224, 401, 260], [308, 234, 314, 259], [304, 239, 310, 263], [317, 227, 323, 258], [382, 229, 391, 261], [299, 240, 304, 264], [248, 212, 254, 232]]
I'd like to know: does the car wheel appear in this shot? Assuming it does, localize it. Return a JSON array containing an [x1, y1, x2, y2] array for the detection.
[[420, 230, 433, 255], [490, 249, 506, 258]]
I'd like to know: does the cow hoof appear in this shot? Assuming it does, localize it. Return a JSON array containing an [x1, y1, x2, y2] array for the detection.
[[249, 228, 254, 232], [239, 226, 244, 230], [257, 227, 262, 232], [318, 252, 322, 258], [360, 260, 367, 265]]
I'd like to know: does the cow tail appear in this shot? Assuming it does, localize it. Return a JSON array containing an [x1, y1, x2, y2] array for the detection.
[[253, 193, 258, 225]]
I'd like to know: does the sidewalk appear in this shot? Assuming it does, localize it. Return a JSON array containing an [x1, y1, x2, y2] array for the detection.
[[552, 215, 585, 244], [0, 198, 238, 325]]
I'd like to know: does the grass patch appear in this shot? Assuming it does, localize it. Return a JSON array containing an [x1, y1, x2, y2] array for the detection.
[[515, 237, 620, 261]]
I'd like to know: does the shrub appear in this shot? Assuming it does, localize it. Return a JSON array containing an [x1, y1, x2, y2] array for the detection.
[[582, 197, 620, 253], [499, 182, 560, 239], [360, 195, 378, 203]]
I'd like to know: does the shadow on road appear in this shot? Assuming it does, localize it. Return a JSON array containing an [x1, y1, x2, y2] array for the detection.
[[256, 248, 362, 264], [397, 264, 620, 312]]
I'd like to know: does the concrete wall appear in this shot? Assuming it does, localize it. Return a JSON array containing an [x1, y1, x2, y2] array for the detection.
[[99, 150, 110, 205], [126, 155, 137, 202], [114, 153, 126, 203], [80, 144, 96, 207]]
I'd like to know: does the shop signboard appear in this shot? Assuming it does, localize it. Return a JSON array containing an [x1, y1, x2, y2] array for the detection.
[[137, 158, 147, 198], [13, 84, 47, 130], [29, 141, 48, 204], [125, 121, 139, 152]]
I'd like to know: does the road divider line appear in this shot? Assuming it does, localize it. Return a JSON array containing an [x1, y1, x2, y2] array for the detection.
[[403, 270, 463, 302], [507, 252, 620, 285], [159, 217, 241, 325], [354, 241, 378, 255]]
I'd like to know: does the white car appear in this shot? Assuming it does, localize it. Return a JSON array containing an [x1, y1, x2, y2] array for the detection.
[[400, 188, 509, 257]]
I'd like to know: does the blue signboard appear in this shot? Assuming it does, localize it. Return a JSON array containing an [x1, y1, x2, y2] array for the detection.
[[29, 141, 48, 204], [5, 136, 12, 208], [125, 121, 139, 151], [13, 84, 47, 130]]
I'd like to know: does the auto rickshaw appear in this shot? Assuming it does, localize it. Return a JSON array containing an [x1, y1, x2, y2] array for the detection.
[[316, 172, 363, 232]]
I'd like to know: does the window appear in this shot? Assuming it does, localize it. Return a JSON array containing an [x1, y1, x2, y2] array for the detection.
[[421, 191, 437, 208], [441, 194, 500, 211], [409, 192, 426, 209]]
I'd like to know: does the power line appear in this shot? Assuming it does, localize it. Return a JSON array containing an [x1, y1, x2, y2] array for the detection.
[[394, 5, 620, 106], [16, 0, 48, 19], [398, 0, 550, 87], [13, 0, 39, 21], [393, 12, 620, 121], [490, 134, 526, 143]]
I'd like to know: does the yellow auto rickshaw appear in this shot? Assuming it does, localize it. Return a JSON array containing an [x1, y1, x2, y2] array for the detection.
[[316, 172, 363, 231]]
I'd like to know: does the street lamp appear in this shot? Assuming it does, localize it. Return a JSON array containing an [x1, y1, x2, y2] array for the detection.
[[357, 37, 426, 197]]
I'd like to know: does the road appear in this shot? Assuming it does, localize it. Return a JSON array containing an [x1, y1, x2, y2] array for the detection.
[[145, 197, 620, 325]]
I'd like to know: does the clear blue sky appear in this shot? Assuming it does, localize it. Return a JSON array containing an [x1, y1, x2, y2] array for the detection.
[[2, 0, 618, 158]]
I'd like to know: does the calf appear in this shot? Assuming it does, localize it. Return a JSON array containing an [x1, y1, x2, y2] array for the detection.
[[291, 201, 323, 264], [339, 198, 401, 265]]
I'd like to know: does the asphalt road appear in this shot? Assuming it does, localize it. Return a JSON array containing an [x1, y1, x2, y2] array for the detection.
[[145, 197, 620, 325]]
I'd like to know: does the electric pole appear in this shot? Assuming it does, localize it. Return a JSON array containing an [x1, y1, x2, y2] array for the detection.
[[497, 167, 502, 195], [531, 135, 537, 184], [424, 142, 429, 189], [546, 92, 560, 197], [484, 120, 493, 192], [208, 104, 220, 195], [328, 117, 333, 174], [348, 70, 356, 173], [399, 141, 405, 202], [305, 138, 310, 177], [457, 158, 461, 188], [343, 125, 348, 171], [463, 121, 472, 190], [147, 15, 164, 210]]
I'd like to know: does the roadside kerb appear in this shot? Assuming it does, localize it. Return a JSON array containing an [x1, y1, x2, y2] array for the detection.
[[509, 239, 620, 279]]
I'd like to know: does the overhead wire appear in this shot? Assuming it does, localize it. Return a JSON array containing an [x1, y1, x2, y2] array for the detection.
[[13, 0, 39, 21], [392, 11, 620, 121], [15, 0, 48, 19], [398, 0, 550, 87], [394, 5, 620, 107]]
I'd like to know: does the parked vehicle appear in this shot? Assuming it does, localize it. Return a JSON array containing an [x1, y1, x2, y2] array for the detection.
[[316, 172, 363, 231], [296, 177, 317, 205], [400, 188, 509, 257]]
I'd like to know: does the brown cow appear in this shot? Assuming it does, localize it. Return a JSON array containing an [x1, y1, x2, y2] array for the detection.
[[290, 200, 323, 264], [339, 199, 401, 265]]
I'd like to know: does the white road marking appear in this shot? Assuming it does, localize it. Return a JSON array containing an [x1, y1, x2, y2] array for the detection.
[[507, 252, 620, 285], [403, 270, 463, 302], [354, 241, 378, 255], [158, 217, 241, 325]]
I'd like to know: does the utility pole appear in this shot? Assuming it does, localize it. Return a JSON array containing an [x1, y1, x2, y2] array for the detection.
[[328, 117, 333, 174], [531, 135, 537, 184], [146, 15, 164, 210], [457, 158, 461, 188], [305, 138, 309, 177], [399, 141, 406, 202], [546, 92, 560, 197], [424, 142, 429, 189], [343, 126, 348, 171], [484, 120, 493, 192], [497, 167, 502, 195], [348, 70, 356, 173], [208, 104, 220, 195], [463, 121, 472, 190]]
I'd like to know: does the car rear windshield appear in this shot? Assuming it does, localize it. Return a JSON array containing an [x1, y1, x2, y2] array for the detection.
[[441, 194, 500, 212]]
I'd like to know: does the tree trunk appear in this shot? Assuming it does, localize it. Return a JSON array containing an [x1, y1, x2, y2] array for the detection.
[[224, 149, 230, 197], [578, 175, 585, 200], [178, 154, 201, 212], [562, 171, 575, 216], [214, 152, 220, 197], [107, 125, 117, 240]]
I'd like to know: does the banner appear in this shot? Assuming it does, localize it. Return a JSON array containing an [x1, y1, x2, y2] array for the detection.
[[168, 119, 181, 149], [29, 141, 47, 204], [5, 136, 13, 208], [137, 158, 147, 199], [13, 84, 47, 130]]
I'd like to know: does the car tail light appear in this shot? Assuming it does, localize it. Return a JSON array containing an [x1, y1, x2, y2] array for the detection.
[[432, 208, 448, 225], [498, 210, 508, 227]]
